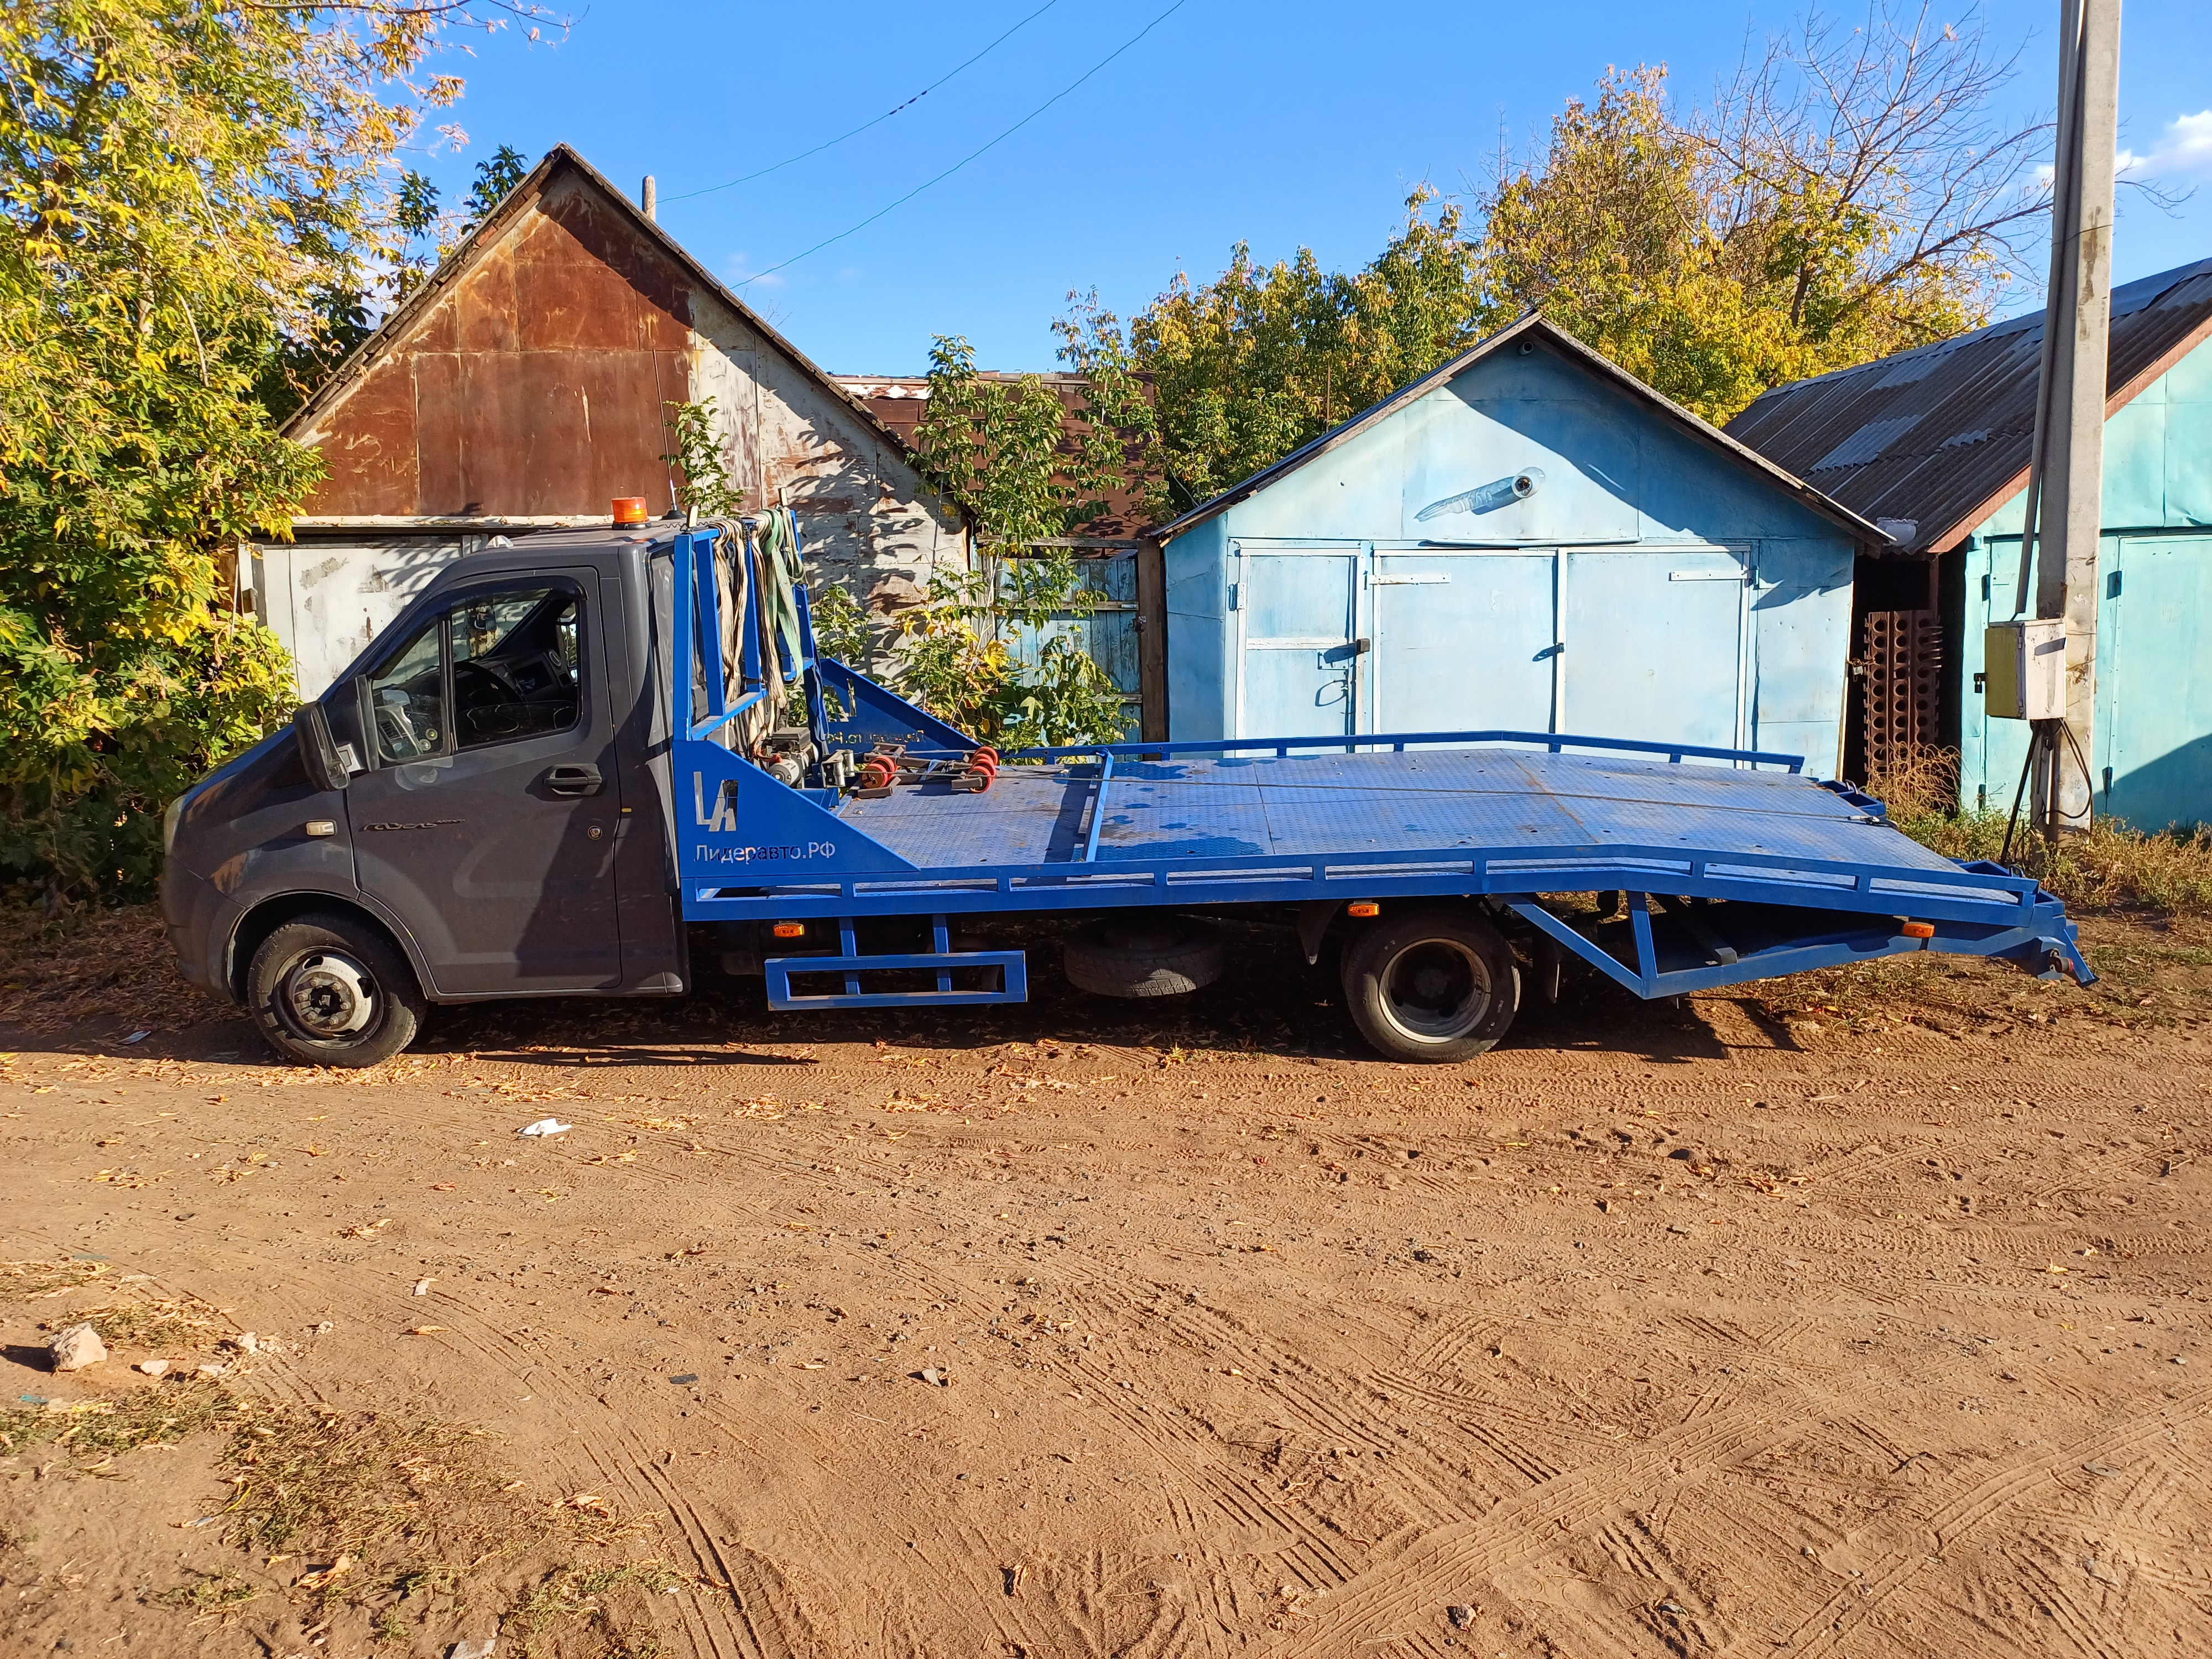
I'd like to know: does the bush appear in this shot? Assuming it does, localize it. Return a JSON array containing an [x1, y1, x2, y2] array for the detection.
[[1871, 749, 2212, 916], [0, 2, 486, 905]]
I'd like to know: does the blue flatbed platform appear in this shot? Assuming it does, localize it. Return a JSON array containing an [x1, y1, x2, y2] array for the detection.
[[840, 744, 1971, 894], [660, 527, 2090, 1016]]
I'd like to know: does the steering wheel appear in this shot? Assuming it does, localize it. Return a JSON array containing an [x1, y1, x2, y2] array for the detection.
[[455, 659, 528, 740]]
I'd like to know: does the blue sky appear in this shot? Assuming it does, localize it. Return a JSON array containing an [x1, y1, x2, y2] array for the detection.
[[415, 0, 2212, 374]]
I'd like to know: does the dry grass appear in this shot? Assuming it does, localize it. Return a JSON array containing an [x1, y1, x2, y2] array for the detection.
[[0, 1376, 239, 1463], [36, 1292, 229, 1352], [0, 900, 213, 1032], [0, 1257, 113, 1299], [152, 1570, 260, 1612], [1871, 749, 2212, 915], [1, 1378, 677, 1652], [506, 1559, 686, 1658], [214, 1402, 675, 1651]]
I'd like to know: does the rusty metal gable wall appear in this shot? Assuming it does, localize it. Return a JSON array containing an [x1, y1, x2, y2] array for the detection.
[[1725, 257, 2212, 552], [295, 171, 698, 519]]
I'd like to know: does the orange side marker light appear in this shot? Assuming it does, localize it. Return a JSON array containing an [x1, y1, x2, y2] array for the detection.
[[1901, 921, 1936, 940], [1346, 901, 1380, 918]]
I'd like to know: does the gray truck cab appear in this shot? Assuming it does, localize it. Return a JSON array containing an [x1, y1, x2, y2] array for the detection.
[[161, 528, 688, 1066]]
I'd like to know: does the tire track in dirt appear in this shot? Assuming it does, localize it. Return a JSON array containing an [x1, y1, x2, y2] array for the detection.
[[1052, 1267, 1498, 1551], [982, 1279, 1379, 1598], [1739, 1387, 2212, 1659], [365, 1279, 764, 1659], [1252, 1407, 1794, 1658], [682, 1398, 1040, 1659]]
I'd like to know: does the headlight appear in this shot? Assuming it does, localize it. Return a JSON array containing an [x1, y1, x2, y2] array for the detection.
[[163, 792, 188, 857]]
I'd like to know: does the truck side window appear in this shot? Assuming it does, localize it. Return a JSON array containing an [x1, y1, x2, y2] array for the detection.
[[451, 587, 582, 750], [366, 617, 448, 763]]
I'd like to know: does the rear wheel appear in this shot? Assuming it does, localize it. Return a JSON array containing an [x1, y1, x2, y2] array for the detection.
[[1339, 907, 1519, 1062], [247, 912, 425, 1068]]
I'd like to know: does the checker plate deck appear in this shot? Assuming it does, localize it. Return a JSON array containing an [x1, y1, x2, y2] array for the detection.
[[835, 745, 1994, 906]]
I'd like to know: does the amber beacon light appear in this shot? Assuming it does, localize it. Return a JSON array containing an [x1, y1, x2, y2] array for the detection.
[[612, 497, 649, 526]]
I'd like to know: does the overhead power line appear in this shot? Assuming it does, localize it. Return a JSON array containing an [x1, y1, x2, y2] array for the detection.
[[732, 0, 1194, 287], [664, 0, 1063, 204]]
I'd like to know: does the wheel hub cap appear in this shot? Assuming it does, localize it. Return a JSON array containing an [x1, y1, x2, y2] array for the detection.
[[287, 951, 376, 1036], [1381, 940, 1489, 1042]]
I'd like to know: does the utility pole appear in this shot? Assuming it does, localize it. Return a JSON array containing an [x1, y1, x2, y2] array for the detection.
[[2016, 0, 2121, 839]]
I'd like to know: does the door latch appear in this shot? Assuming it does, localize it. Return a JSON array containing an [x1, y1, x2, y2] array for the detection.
[[545, 763, 604, 797]]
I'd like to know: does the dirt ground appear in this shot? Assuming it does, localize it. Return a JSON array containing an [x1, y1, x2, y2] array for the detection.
[[3, 908, 2209, 1658]]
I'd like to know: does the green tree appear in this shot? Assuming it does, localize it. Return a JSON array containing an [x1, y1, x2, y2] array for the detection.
[[0, 0, 546, 905], [661, 397, 743, 520], [391, 166, 445, 301], [1076, 4, 2047, 503], [461, 143, 529, 234], [1066, 191, 1483, 513], [890, 335, 1147, 749]]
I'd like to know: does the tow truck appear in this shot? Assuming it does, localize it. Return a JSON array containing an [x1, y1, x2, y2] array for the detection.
[[160, 519, 2093, 1067]]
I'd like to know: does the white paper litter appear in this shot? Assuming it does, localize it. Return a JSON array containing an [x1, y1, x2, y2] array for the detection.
[[518, 1119, 572, 1137]]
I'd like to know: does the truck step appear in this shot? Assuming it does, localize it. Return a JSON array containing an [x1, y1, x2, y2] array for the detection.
[[765, 950, 1027, 1010], [763, 915, 1028, 1010]]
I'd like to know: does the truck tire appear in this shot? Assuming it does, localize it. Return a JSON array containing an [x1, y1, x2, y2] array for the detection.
[[1339, 907, 1519, 1062], [1065, 915, 1225, 998], [247, 912, 425, 1068]]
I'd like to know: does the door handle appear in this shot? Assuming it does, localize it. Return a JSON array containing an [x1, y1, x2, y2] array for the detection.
[[545, 763, 603, 797]]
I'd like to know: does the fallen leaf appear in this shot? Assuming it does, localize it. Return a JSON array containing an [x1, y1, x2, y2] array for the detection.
[[294, 1554, 354, 1590]]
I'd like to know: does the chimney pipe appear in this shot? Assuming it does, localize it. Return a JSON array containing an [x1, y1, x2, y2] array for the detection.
[[641, 175, 657, 222]]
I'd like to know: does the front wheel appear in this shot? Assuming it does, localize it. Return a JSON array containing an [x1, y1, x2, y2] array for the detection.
[[247, 912, 425, 1068], [1339, 907, 1519, 1062]]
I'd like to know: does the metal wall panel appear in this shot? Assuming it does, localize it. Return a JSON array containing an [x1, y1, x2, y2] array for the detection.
[[1222, 542, 1768, 759], [1562, 549, 1745, 752], [258, 536, 469, 697], [1954, 331, 2212, 828], [1368, 550, 1554, 737], [280, 153, 967, 697], [2101, 536, 2211, 830], [1235, 546, 1361, 739]]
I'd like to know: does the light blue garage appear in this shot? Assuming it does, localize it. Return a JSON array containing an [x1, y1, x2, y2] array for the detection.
[[1149, 316, 1882, 774]]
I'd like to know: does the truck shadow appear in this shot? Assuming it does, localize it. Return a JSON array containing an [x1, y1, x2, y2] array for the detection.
[[399, 920, 1783, 1070]]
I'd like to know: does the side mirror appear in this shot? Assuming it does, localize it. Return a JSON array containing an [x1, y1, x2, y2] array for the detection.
[[292, 703, 349, 792]]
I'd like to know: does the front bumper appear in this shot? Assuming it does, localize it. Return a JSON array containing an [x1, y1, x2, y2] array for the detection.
[[159, 863, 244, 1004]]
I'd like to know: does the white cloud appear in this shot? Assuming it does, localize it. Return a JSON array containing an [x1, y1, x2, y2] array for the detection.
[[2119, 109, 2212, 180], [722, 252, 786, 291], [2028, 111, 2212, 191]]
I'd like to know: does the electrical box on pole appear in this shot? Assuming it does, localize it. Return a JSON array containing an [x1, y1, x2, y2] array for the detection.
[[1984, 619, 2068, 721]]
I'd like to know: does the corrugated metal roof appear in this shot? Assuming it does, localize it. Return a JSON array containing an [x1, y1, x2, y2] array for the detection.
[[1725, 255, 2212, 555], [1150, 313, 1886, 546], [284, 145, 920, 468]]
